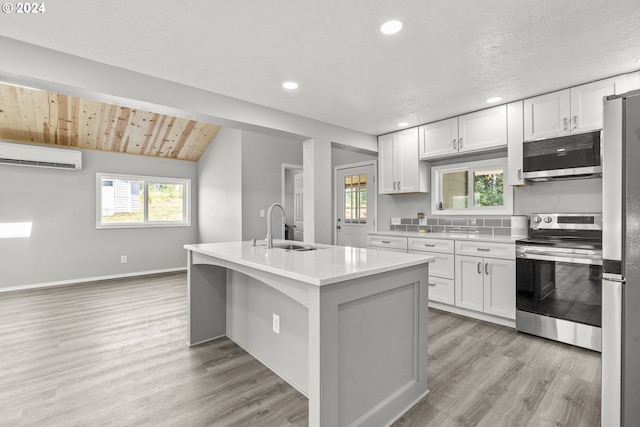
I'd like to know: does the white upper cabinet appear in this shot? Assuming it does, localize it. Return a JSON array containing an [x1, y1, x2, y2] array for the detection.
[[506, 101, 525, 186], [524, 75, 627, 141], [458, 105, 508, 153], [419, 117, 458, 159], [378, 128, 428, 194], [419, 105, 507, 160]]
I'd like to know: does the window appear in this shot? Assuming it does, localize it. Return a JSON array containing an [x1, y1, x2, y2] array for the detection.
[[431, 158, 512, 215], [96, 173, 190, 228], [343, 174, 368, 224]]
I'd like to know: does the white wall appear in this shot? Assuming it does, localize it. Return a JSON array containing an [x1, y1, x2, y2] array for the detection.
[[0, 149, 198, 289], [198, 128, 243, 243]]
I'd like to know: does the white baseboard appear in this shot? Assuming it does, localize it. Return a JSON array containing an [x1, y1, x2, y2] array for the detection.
[[0, 267, 187, 293]]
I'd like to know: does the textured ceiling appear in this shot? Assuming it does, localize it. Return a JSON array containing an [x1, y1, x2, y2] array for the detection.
[[1, 0, 639, 136]]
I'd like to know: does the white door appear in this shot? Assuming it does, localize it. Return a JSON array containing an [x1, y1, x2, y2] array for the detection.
[[523, 89, 571, 140], [570, 76, 626, 133], [336, 163, 376, 248], [458, 104, 507, 153], [455, 255, 484, 311], [483, 259, 516, 319], [419, 117, 458, 159], [293, 173, 304, 242]]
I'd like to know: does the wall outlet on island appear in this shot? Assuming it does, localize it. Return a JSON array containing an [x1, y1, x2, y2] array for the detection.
[[272, 313, 280, 334], [391, 217, 401, 225], [120, 255, 128, 264], [260, 209, 265, 218]]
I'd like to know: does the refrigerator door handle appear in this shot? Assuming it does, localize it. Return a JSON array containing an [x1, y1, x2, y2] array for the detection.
[[602, 278, 623, 427]]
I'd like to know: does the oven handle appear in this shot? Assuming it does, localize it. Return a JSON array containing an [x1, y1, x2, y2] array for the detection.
[[517, 251, 602, 266]]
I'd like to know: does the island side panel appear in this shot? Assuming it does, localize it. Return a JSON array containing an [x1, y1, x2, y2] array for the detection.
[[308, 264, 429, 427], [187, 250, 227, 346]]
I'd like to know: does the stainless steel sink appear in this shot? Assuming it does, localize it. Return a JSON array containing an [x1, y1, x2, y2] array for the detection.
[[273, 243, 317, 251]]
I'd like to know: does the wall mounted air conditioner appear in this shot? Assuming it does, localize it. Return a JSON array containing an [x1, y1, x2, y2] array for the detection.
[[0, 141, 82, 170]]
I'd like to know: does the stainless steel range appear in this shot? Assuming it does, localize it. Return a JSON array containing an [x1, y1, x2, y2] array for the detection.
[[515, 213, 603, 351]]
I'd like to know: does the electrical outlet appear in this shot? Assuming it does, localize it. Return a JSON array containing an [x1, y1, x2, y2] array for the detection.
[[260, 209, 265, 218], [272, 313, 280, 334], [391, 217, 401, 225], [120, 255, 127, 264]]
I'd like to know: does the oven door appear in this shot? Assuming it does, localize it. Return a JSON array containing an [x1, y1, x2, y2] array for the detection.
[[516, 247, 602, 328], [522, 131, 601, 181]]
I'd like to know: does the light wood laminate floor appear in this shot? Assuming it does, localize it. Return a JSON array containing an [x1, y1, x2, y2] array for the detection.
[[0, 272, 601, 426]]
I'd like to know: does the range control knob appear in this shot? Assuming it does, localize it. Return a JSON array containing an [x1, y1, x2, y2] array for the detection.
[[544, 216, 553, 223], [533, 216, 542, 223]]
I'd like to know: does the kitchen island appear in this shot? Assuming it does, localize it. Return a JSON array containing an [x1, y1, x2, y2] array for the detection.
[[184, 241, 432, 427]]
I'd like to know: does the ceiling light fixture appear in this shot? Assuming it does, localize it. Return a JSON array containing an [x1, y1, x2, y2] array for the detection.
[[380, 20, 403, 35], [398, 122, 409, 127], [486, 96, 503, 104], [282, 81, 298, 90]]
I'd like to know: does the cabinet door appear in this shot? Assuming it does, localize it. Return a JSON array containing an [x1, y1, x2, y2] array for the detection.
[[396, 128, 421, 193], [523, 89, 571, 140], [570, 76, 627, 133], [378, 134, 396, 194], [419, 118, 458, 159], [458, 105, 507, 153], [483, 259, 515, 319], [455, 255, 484, 311]]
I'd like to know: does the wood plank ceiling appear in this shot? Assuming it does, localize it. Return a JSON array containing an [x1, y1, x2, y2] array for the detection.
[[0, 83, 221, 161]]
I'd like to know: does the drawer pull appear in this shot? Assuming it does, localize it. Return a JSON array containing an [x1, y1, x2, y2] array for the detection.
[[423, 243, 436, 247], [428, 283, 437, 287], [382, 240, 391, 244], [485, 262, 489, 275], [477, 262, 482, 274], [476, 248, 490, 252]]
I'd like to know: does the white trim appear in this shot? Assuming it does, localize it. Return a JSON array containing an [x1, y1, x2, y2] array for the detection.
[[333, 160, 378, 244], [0, 267, 186, 293], [428, 300, 516, 328]]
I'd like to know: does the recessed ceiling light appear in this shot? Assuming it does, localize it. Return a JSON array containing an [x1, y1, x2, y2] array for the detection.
[[486, 96, 503, 104], [380, 20, 403, 35], [283, 82, 298, 90], [398, 122, 409, 127]]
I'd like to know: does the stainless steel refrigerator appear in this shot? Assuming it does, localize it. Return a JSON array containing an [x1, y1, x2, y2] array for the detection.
[[602, 89, 640, 426]]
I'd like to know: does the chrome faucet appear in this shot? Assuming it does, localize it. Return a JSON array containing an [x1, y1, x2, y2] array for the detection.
[[266, 202, 286, 249]]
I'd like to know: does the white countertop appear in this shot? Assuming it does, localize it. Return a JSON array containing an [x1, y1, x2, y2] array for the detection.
[[368, 231, 521, 244], [185, 241, 433, 286]]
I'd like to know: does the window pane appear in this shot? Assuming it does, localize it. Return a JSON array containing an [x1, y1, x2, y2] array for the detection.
[[100, 178, 144, 224], [148, 183, 185, 222], [473, 169, 504, 207], [442, 171, 468, 209]]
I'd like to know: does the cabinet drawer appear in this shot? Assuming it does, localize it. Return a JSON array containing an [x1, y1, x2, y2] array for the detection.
[[427, 276, 454, 305], [455, 240, 515, 259], [407, 237, 454, 254], [409, 250, 454, 279], [367, 235, 408, 251]]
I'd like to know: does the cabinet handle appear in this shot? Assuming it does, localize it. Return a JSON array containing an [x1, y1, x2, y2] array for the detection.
[[428, 282, 436, 287], [517, 168, 522, 180], [393, 181, 397, 190], [459, 137, 464, 149], [563, 117, 568, 131], [477, 262, 482, 274], [485, 262, 489, 275], [397, 181, 400, 190], [453, 139, 457, 150], [573, 115, 578, 130], [477, 248, 490, 252], [423, 243, 436, 247], [382, 240, 391, 244]]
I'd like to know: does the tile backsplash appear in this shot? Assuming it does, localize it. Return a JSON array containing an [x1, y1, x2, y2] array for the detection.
[[390, 216, 513, 237]]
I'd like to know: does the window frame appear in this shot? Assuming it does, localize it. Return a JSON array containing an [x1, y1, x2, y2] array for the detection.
[[431, 157, 513, 216], [96, 172, 191, 229]]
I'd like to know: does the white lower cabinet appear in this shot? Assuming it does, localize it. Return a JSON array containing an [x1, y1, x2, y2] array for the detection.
[[454, 242, 516, 320], [426, 276, 455, 305], [408, 237, 455, 305]]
